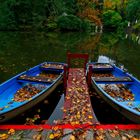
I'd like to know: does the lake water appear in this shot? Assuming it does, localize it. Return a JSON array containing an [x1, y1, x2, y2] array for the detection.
[[0, 31, 140, 124], [0, 31, 140, 83]]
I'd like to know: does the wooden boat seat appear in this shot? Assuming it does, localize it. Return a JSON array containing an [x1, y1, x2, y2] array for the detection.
[[18, 75, 54, 83], [93, 76, 133, 82]]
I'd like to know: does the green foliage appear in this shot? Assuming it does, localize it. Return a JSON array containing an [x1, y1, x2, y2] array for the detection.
[[126, 0, 140, 21], [117, 20, 128, 39], [133, 22, 140, 30], [63, 0, 78, 14], [46, 21, 57, 31], [102, 10, 122, 29], [57, 15, 91, 31], [0, 0, 129, 32]]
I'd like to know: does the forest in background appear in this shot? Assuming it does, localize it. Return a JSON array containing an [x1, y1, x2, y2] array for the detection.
[[0, 0, 140, 33]]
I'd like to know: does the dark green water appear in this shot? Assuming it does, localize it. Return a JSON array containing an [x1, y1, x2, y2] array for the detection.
[[0, 31, 140, 124], [0, 31, 140, 83]]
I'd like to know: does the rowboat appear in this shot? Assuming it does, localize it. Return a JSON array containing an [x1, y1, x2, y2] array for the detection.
[[87, 62, 140, 123], [0, 62, 65, 123]]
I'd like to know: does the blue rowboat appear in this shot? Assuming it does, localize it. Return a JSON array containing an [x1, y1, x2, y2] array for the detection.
[[88, 62, 140, 123], [0, 62, 65, 123]]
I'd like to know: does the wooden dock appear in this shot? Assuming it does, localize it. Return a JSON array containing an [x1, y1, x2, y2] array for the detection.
[[63, 68, 98, 125], [0, 53, 140, 139]]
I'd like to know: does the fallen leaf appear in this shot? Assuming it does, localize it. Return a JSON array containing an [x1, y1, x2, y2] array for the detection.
[[70, 135, 75, 140], [0, 134, 8, 140], [8, 128, 15, 135], [88, 115, 93, 119], [49, 133, 54, 139]]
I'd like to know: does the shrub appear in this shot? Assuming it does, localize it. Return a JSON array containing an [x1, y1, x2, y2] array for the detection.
[[57, 14, 91, 31]]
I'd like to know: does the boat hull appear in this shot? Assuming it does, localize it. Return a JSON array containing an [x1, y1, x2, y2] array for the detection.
[[92, 80, 140, 123], [0, 75, 63, 123]]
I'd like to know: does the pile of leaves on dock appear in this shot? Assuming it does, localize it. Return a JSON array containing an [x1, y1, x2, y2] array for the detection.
[[62, 68, 95, 125]]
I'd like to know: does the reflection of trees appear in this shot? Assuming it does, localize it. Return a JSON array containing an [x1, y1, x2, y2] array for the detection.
[[79, 33, 102, 60]]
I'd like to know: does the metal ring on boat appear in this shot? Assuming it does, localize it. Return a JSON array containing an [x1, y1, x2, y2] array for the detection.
[[0, 116, 5, 120]]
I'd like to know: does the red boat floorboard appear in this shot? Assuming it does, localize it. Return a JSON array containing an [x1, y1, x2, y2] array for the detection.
[[63, 68, 99, 125]]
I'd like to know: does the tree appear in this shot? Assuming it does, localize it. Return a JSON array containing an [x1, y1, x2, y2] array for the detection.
[[102, 10, 122, 29], [126, 0, 140, 21], [77, 0, 102, 26]]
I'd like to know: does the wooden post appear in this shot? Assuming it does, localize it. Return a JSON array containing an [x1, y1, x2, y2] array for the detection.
[[63, 64, 67, 93], [87, 65, 92, 88]]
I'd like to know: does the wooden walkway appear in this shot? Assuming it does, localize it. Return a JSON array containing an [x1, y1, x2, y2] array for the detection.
[[63, 68, 98, 125]]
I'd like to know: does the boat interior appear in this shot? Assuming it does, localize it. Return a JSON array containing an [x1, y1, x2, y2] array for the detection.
[[0, 63, 64, 115]]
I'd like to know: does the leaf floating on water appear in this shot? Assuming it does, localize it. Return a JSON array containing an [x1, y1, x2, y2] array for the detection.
[[37, 109, 41, 113], [44, 100, 49, 104]]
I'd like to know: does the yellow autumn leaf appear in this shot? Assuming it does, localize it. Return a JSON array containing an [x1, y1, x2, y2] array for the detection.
[[54, 132, 61, 137], [8, 128, 15, 135], [88, 115, 93, 119], [70, 135, 75, 140], [0, 134, 9, 140], [49, 134, 54, 139]]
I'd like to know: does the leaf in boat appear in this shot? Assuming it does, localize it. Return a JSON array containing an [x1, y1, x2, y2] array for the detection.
[[4, 105, 9, 108], [0, 107, 4, 111]]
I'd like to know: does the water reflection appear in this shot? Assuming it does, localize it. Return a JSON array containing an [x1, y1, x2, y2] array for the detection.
[[0, 31, 140, 83]]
